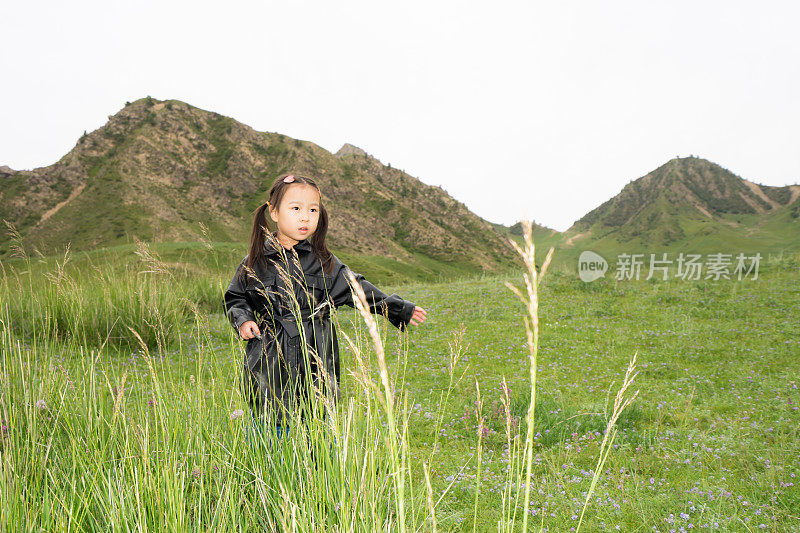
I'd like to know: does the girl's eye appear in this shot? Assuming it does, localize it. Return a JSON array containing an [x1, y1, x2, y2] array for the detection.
[[311, 208, 317, 212]]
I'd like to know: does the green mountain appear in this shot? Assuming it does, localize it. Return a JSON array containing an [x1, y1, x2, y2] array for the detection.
[[0, 97, 519, 279], [4, 100, 797, 278], [554, 156, 800, 264]]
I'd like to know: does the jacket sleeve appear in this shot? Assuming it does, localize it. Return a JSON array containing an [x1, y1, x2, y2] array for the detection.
[[223, 256, 257, 334], [326, 255, 416, 331]]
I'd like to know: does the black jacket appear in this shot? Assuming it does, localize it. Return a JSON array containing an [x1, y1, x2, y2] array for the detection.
[[223, 237, 416, 424]]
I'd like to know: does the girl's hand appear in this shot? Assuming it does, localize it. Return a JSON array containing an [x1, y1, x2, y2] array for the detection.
[[409, 306, 427, 326], [239, 320, 261, 340]]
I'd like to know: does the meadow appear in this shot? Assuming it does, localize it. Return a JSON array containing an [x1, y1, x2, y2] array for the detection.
[[1, 228, 798, 531]]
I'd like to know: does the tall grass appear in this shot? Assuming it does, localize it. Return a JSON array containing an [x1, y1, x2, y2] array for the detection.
[[0, 220, 640, 530], [0, 236, 197, 350]]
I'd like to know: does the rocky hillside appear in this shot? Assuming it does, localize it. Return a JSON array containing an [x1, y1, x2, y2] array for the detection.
[[0, 97, 518, 272], [561, 156, 800, 252]]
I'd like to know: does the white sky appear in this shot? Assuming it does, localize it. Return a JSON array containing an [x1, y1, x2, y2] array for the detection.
[[1, 1, 798, 232]]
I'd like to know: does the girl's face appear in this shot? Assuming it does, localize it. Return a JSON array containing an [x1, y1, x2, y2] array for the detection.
[[269, 184, 321, 247]]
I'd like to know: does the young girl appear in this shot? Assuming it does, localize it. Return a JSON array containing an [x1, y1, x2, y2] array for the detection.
[[224, 174, 427, 436]]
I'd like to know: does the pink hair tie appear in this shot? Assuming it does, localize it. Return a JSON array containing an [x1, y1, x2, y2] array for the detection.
[[283, 175, 295, 183]]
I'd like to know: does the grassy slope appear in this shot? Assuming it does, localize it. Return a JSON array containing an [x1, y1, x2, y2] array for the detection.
[[391, 262, 799, 529], [11, 240, 501, 286], [549, 157, 800, 273], [2, 243, 798, 530], [550, 201, 800, 275]]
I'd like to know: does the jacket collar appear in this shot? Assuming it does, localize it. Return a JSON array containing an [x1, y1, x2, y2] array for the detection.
[[263, 235, 313, 257]]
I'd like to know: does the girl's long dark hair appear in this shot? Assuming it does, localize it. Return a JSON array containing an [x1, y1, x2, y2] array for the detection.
[[243, 174, 334, 280]]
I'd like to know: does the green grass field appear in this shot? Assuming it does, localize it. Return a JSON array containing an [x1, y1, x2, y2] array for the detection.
[[1, 235, 798, 531]]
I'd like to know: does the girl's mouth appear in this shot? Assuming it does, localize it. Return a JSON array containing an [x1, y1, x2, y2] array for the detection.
[[299, 227, 308, 233]]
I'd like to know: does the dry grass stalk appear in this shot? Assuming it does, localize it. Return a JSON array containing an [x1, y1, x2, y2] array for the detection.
[[576, 352, 640, 531], [198, 222, 213, 250], [345, 268, 407, 533], [423, 462, 438, 533], [502, 218, 554, 533], [133, 237, 172, 278], [3, 220, 27, 261]]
